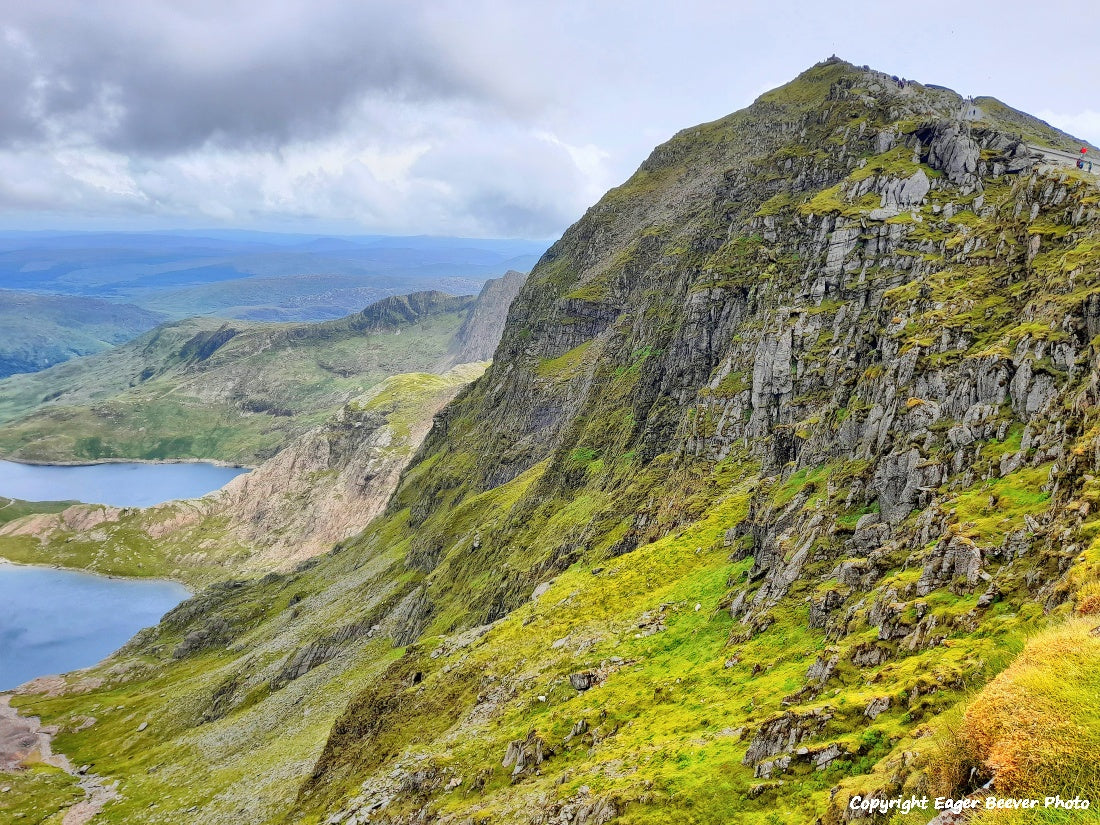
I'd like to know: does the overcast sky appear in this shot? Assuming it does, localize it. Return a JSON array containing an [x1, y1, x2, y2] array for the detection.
[[1, 0, 1097, 238]]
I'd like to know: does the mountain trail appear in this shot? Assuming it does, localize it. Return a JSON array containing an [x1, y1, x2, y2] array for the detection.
[[0, 693, 119, 823]]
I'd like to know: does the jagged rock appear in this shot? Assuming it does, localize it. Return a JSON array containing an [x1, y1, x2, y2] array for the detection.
[[874, 128, 896, 154], [753, 755, 791, 780], [530, 791, 618, 825], [851, 516, 891, 551], [976, 584, 1000, 608], [727, 589, 749, 619], [812, 743, 845, 770], [172, 616, 234, 659], [871, 449, 943, 524], [872, 595, 927, 641], [382, 586, 433, 647], [874, 170, 930, 218], [743, 709, 832, 766], [502, 730, 552, 779], [806, 653, 839, 685], [569, 671, 598, 691], [748, 542, 810, 612], [441, 271, 527, 367], [864, 696, 891, 719], [917, 534, 982, 596], [901, 612, 947, 650], [751, 328, 795, 412], [270, 620, 372, 690], [808, 588, 846, 629], [926, 121, 979, 185], [563, 719, 589, 743], [1009, 359, 1057, 419], [850, 642, 892, 667], [834, 559, 874, 588]]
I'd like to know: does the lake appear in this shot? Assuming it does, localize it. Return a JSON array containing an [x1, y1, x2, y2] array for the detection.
[[0, 563, 189, 690], [0, 460, 248, 507]]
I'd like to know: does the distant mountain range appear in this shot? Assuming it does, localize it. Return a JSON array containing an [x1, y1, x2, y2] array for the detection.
[[0, 230, 547, 376], [0, 291, 164, 379]]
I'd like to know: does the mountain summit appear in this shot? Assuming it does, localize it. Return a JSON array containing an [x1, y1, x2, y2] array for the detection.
[[8, 58, 1100, 824]]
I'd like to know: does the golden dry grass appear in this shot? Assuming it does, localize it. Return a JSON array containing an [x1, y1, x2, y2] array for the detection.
[[960, 618, 1100, 796]]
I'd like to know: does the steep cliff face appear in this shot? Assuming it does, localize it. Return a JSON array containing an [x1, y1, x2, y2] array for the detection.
[[214, 365, 489, 571], [10, 59, 1100, 825], [300, 58, 1100, 821], [379, 58, 1095, 624], [440, 271, 527, 367]]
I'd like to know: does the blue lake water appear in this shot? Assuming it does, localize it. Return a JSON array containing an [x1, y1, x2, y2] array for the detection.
[[0, 563, 189, 690], [0, 459, 247, 507]]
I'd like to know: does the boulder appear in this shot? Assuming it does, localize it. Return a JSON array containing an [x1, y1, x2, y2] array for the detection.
[[743, 709, 832, 766], [917, 534, 982, 596], [864, 696, 891, 720], [927, 121, 980, 185]]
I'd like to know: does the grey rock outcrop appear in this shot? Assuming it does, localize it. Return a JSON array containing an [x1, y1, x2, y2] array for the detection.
[[871, 449, 943, 524], [743, 709, 833, 766], [927, 121, 980, 185], [916, 534, 983, 596]]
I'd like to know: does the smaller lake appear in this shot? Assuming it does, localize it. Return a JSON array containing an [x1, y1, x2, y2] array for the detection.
[[0, 563, 189, 691], [0, 460, 248, 507]]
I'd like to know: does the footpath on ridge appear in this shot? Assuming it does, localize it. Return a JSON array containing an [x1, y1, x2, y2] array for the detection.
[[1027, 142, 1100, 175]]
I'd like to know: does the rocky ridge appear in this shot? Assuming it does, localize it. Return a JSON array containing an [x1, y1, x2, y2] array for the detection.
[[440, 271, 527, 368], [0, 289, 482, 464]]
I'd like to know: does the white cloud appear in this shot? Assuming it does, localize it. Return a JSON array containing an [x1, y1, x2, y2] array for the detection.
[[1036, 110, 1100, 148], [0, 1, 1098, 236]]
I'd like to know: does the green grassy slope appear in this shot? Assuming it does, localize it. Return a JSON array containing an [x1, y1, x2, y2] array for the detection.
[[0, 292, 474, 464], [0, 290, 164, 379]]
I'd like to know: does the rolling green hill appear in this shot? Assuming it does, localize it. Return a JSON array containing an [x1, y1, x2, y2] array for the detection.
[[0, 290, 163, 378], [0, 283, 521, 464]]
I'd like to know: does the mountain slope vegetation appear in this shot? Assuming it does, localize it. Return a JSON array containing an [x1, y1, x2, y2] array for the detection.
[[0, 290, 164, 379], [6, 58, 1100, 825], [0, 286, 518, 464], [0, 363, 487, 584]]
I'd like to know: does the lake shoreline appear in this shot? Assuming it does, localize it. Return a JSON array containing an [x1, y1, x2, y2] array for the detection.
[[0, 557, 195, 591], [0, 459, 250, 509], [0, 564, 191, 692], [0, 456, 252, 470]]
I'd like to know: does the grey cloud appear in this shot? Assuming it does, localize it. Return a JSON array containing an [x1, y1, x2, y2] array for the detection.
[[463, 191, 574, 238], [1, 0, 1099, 238], [0, 1, 513, 153]]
